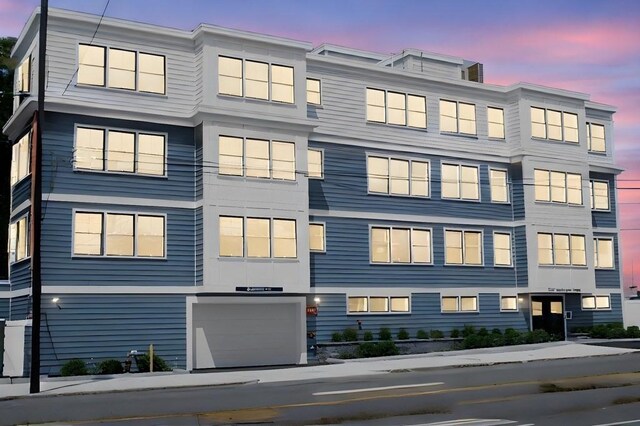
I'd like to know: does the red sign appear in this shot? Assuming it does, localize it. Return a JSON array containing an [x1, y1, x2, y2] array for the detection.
[[306, 306, 318, 316]]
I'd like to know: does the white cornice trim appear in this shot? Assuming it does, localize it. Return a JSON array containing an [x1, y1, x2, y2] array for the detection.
[[42, 193, 200, 209], [0, 288, 31, 298]]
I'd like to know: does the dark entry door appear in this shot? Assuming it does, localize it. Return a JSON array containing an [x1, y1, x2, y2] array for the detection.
[[531, 296, 565, 338]]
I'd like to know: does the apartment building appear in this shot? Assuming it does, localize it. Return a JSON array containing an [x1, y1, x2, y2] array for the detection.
[[1, 7, 622, 375]]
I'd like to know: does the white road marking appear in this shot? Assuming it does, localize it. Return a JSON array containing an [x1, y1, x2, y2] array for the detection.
[[312, 381, 444, 396], [592, 420, 640, 426], [412, 420, 519, 426]]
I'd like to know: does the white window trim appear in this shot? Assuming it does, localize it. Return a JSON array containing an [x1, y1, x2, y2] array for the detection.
[[581, 294, 612, 311], [71, 209, 168, 259], [366, 153, 431, 199], [366, 87, 427, 129], [218, 216, 298, 260], [368, 224, 433, 265], [443, 228, 484, 267], [309, 222, 326, 253], [594, 237, 615, 270], [587, 122, 607, 154], [441, 295, 479, 313], [306, 78, 322, 105], [73, 124, 168, 178], [76, 43, 166, 95], [489, 167, 510, 204], [487, 106, 506, 140], [530, 106, 579, 144], [589, 179, 611, 212], [8, 213, 30, 265], [308, 147, 324, 180], [218, 55, 295, 104], [537, 232, 588, 268], [533, 169, 584, 207], [11, 131, 32, 187], [440, 161, 481, 202], [218, 135, 297, 182], [439, 99, 477, 136], [500, 295, 519, 312], [346, 295, 412, 315], [493, 231, 513, 268]]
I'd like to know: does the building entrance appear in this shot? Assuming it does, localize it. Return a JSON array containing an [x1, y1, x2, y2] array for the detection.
[[531, 296, 565, 339]]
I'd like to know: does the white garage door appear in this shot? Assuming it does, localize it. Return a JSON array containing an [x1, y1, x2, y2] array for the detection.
[[193, 302, 300, 369]]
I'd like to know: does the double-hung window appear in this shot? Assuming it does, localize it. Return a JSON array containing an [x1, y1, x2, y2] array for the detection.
[[75, 127, 166, 176], [219, 216, 297, 258], [530, 107, 578, 143], [500, 296, 518, 311], [73, 211, 165, 257], [534, 169, 582, 205], [440, 100, 476, 135], [490, 169, 509, 203], [366, 88, 426, 128], [218, 56, 294, 103], [219, 136, 296, 181], [487, 107, 505, 139], [537, 233, 586, 266], [445, 230, 482, 265], [582, 295, 610, 310], [589, 180, 610, 210], [347, 296, 410, 313], [594, 238, 614, 269], [367, 156, 429, 197], [10, 132, 31, 185], [8, 215, 29, 263], [16, 55, 31, 93], [493, 232, 512, 266], [307, 148, 323, 179], [442, 296, 478, 312], [441, 163, 479, 200], [370, 226, 431, 264], [306, 78, 321, 105], [587, 123, 606, 153], [309, 223, 325, 252]]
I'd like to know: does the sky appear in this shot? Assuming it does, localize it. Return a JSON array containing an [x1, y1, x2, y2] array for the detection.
[[1, 0, 639, 292]]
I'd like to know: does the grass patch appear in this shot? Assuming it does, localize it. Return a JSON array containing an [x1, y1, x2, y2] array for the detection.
[[316, 407, 450, 424], [540, 382, 632, 393], [614, 396, 640, 405]]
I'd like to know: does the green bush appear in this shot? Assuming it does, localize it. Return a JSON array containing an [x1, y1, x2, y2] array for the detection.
[[397, 328, 410, 340], [450, 329, 460, 338], [363, 331, 374, 341], [491, 328, 502, 335], [477, 327, 489, 337], [504, 328, 523, 346], [608, 327, 628, 339], [136, 353, 171, 373], [338, 351, 356, 359], [416, 329, 429, 339], [60, 359, 88, 377], [462, 325, 476, 337], [356, 341, 399, 358], [343, 328, 359, 342], [627, 326, 640, 338], [331, 332, 344, 342], [379, 327, 392, 341], [430, 330, 444, 339], [525, 329, 553, 344], [97, 359, 124, 375]]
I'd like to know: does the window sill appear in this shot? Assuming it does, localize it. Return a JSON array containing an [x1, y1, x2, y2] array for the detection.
[[534, 201, 585, 208], [73, 169, 168, 179], [366, 121, 428, 132], [217, 174, 298, 184], [581, 308, 612, 312], [307, 103, 323, 109], [72, 255, 167, 260], [75, 83, 168, 98], [368, 191, 431, 200], [346, 312, 411, 315], [217, 94, 297, 107], [490, 200, 511, 205], [592, 208, 612, 213], [595, 267, 616, 271], [218, 257, 299, 263], [588, 151, 608, 156], [500, 309, 520, 313], [494, 264, 514, 269], [440, 132, 478, 140], [11, 173, 32, 189], [441, 311, 480, 314], [538, 265, 588, 269], [441, 197, 481, 203], [487, 137, 507, 142], [370, 262, 434, 266], [9, 256, 31, 266], [531, 137, 580, 145], [443, 263, 485, 267]]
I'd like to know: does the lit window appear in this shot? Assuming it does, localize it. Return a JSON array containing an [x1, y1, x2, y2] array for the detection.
[[442, 296, 458, 312], [348, 296, 410, 314], [490, 169, 508, 203], [78, 44, 105, 86], [106, 213, 134, 256], [219, 216, 243, 257], [534, 169, 582, 205], [538, 232, 587, 266], [554, 234, 570, 265], [10, 132, 31, 185], [219, 136, 243, 176], [246, 139, 270, 178], [309, 223, 325, 252], [461, 296, 477, 312], [537, 233, 553, 265], [271, 64, 294, 103], [366, 88, 426, 128], [587, 123, 606, 153], [308, 148, 323, 179], [370, 297, 389, 312], [108, 48, 136, 90], [245, 60, 269, 100], [547, 110, 562, 141], [17, 56, 30, 92], [582, 295, 611, 310], [566, 173, 582, 205], [137, 134, 165, 175], [391, 297, 410, 312], [73, 212, 102, 256], [487, 107, 505, 139], [440, 100, 476, 135], [530, 107, 546, 138], [532, 301, 543, 316], [411, 229, 431, 263], [271, 141, 295, 180], [590, 180, 609, 210], [571, 235, 586, 266], [494, 232, 512, 266], [407, 95, 427, 128], [530, 106, 580, 143], [218, 56, 243, 96], [534, 169, 550, 202], [138, 53, 165, 94], [387, 92, 406, 126], [367, 156, 432, 197], [411, 161, 429, 197], [273, 219, 297, 258], [247, 218, 270, 258], [391, 228, 410, 263], [445, 230, 482, 265], [9, 216, 29, 262], [563, 112, 578, 143], [371, 226, 431, 264], [594, 238, 614, 269], [442, 296, 478, 312], [441, 164, 479, 200], [75, 127, 105, 170], [137, 215, 164, 257], [348, 297, 368, 313], [370, 227, 390, 263], [307, 78, 321, 105], [366, 88, 386, 123], [367, 156, 389, 194], [107, 131, 135, 172], [390, 159, 410, 195], [501, 296, 518, 311]]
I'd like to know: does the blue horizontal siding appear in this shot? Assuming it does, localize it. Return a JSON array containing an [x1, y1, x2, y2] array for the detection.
[[42, 112, 195, 202], [566, 293, 623, 329], [39, 294, 186, 375], [0, 298, 9, 319], [312, 293, 529, 342], [594, 233, 621, 289], [195, 206, 203, 286], [11, 177, 31, 212], [590, 173, 617, 228], [9, 260, 31, 291], [41, 201, 196, 286], [514, 226, 528, 287], [310, 216, 517, 288], [309, 141, 513, 221], [510, 164, 525, 220], [10, 295, 30, 320]]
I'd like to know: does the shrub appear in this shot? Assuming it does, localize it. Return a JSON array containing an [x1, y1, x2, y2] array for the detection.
[[343, 328, 359, 342], [462, 325, 476, 337], [97, 359, 124, 375], [627, 326, 640, 338], [491, 328, 502, 335], [356, 341, 399, 358], [450, 329, 460, 338], [416, 329, 429, 339], [430, 330, 444, 339], [525, 329, 553, 344], [477, 327, 489, 337], [607, 327, 627, 339], [60, 359, 88, 377], [338, 351, 356, 359], [461, 334, 483, 349], [589, 325, 609, 339], [363, 331, 374, 341], [136, 353, 171, 373], [504, 328, 523, 346], [379, 327, 392, 341], [397, 328, 410, 340], [331, 332, 344, 342]]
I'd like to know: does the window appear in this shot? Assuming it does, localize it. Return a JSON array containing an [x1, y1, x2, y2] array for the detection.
[[440, 100, 476, 135], [582, 295, 611, 310], [10, 132, 31, 185], [75, 127, 165, 176], [17, 56, 30, 92], [306, 78, 321, 105], [370, 227, 431, 264], [218, 56, 294, 103], [441, 164, 479, 200], [442, 296, 478, 312], [537, 232, 586, 266], [500, 296, 518, 311], [367, 156, 429, 197], [220, 216, 297, 259], [347, 296, 410, 313], [487, 107, 505, 139], [309, 223, 325, 252], [594, 238, 614, 269], [8, 216, 29, 263], [445, 230, 482, 265], [73, 212, 165, 257], [590, 180, 609, 210], [587, 123, 606, 153], [366, 88, 426, 128], [490, 169, 509, 203], [493, 232, 512, 266], [78, 44, 165, 94], [534, 169, 582, 205], [308, 148, 323, 179], [530, 107, 579, 143], [219, 136, 296, 181]]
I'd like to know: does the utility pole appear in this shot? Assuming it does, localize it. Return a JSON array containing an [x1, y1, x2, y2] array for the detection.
[[30, 0, 47, 394]]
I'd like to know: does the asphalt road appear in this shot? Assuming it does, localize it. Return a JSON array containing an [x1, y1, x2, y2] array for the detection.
[[1, 353, 640, 425]]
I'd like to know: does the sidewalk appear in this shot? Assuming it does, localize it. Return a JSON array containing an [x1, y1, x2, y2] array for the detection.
[[0, 341, 636, 400]]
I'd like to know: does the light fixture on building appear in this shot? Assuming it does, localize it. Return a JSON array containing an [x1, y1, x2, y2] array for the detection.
[[314, 297, 321, 303], [51, 297, 62, 309]]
